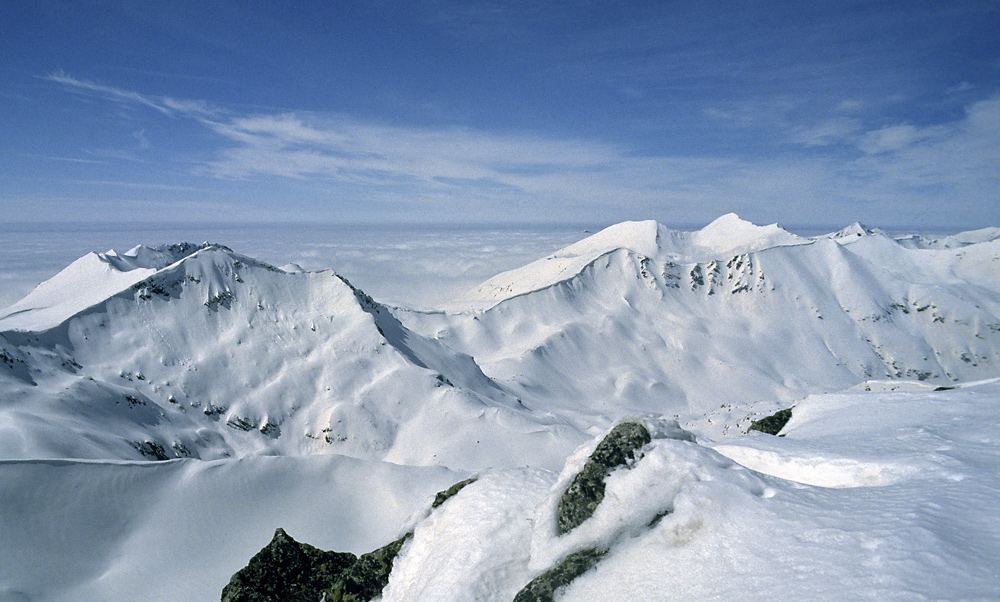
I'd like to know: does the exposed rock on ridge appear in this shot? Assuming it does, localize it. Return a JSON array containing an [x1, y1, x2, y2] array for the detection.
[[221, 527, 356, 602], [222, 478, 478, 602], [556, 421, 651, 535], [749, 408, 793, 435]]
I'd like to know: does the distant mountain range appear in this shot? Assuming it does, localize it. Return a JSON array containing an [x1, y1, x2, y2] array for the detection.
[[2, 214, 998, 467]]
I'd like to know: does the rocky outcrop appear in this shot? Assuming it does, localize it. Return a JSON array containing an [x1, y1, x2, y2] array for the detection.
[[510, 422, 652, 602], [220, 528, 356, 602], [512, 548, 607, 602], [221, 478, 477, 602], [556, 421, 651, 535], [431, 477, 477, 508], [221, 528, 406, 602], [223, 423, 656, 602], [326, 536, 408, 602], [748, 408, 792, 435]]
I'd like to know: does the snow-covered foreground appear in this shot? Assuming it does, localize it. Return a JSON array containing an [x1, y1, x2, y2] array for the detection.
[[1, 215, 999, 601], [2, 380, 998, 601], [388, 381, 1000, 602]]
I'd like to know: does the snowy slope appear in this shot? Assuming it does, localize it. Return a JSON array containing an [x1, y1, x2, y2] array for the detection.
[[377, 379, 1000, 602], [0, 243, 208, 332], [0, 454, 462, 602], [3, 380, 998, 602]]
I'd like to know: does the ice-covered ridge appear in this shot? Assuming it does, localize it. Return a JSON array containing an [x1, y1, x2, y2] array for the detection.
[[406, 219, 1000, 420], [893, 226, 1000, 249]]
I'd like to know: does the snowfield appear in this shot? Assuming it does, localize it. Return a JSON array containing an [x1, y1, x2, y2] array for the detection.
[[1, 215, 999, 602]]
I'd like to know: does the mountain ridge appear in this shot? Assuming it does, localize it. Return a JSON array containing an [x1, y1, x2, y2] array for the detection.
[[1, 216, 999, 466]]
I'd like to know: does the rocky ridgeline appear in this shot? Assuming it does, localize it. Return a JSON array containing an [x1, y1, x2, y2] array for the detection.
[[221, 423, 654, 602]]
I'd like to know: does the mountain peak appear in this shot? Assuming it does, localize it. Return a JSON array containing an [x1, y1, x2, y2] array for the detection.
[[555, 220, 663, 260], [690, 214, 804, 257], [0, 242, 233, 332], [829, 222, 885, 240]]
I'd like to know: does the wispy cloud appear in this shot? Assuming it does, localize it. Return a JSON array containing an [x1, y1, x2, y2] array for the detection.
[[45, 71, 219, 119], [28, 154, 105, 164], [850, 97, 1000, 200], [67, 179, 206, 192], [788, 117, 864, 147], [45, 73, 1000, 227]]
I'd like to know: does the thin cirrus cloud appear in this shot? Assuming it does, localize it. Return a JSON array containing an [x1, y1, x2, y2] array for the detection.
[[44, 72, 1000, 227]]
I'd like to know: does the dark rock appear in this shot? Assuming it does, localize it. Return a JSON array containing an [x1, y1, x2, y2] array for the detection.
[[130, 440, 170, 461], [556, 421, 651, 535], [512, 548, 607, 602], [748, 408, 793, 435], [222, 478, 481, 602], [220, 528, 356, 602], [325, 535, 409, 602], [431, 477, 477, 508]]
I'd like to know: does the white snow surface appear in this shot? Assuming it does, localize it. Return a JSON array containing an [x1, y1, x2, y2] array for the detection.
[[0, 243, 209, 332], [1, 215, 1000, 602]]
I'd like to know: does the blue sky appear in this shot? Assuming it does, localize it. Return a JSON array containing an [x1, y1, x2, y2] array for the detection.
[[2, 0, 998, 229]]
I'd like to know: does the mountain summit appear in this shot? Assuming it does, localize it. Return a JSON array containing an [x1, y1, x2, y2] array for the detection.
[[463, 215, 806, 307]]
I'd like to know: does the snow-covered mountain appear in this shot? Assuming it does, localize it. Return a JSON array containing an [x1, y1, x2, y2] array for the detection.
[[3, 216, 1000, 463], [404, 214, 1000, 423], [1, 215, 999, 602], [0, 243, 581, 469]]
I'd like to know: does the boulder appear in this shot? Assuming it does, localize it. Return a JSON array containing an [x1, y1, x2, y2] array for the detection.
[[222, 477, 477, 602]]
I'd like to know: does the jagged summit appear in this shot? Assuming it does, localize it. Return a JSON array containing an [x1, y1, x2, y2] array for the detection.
[[106, 242, 222, 270]]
